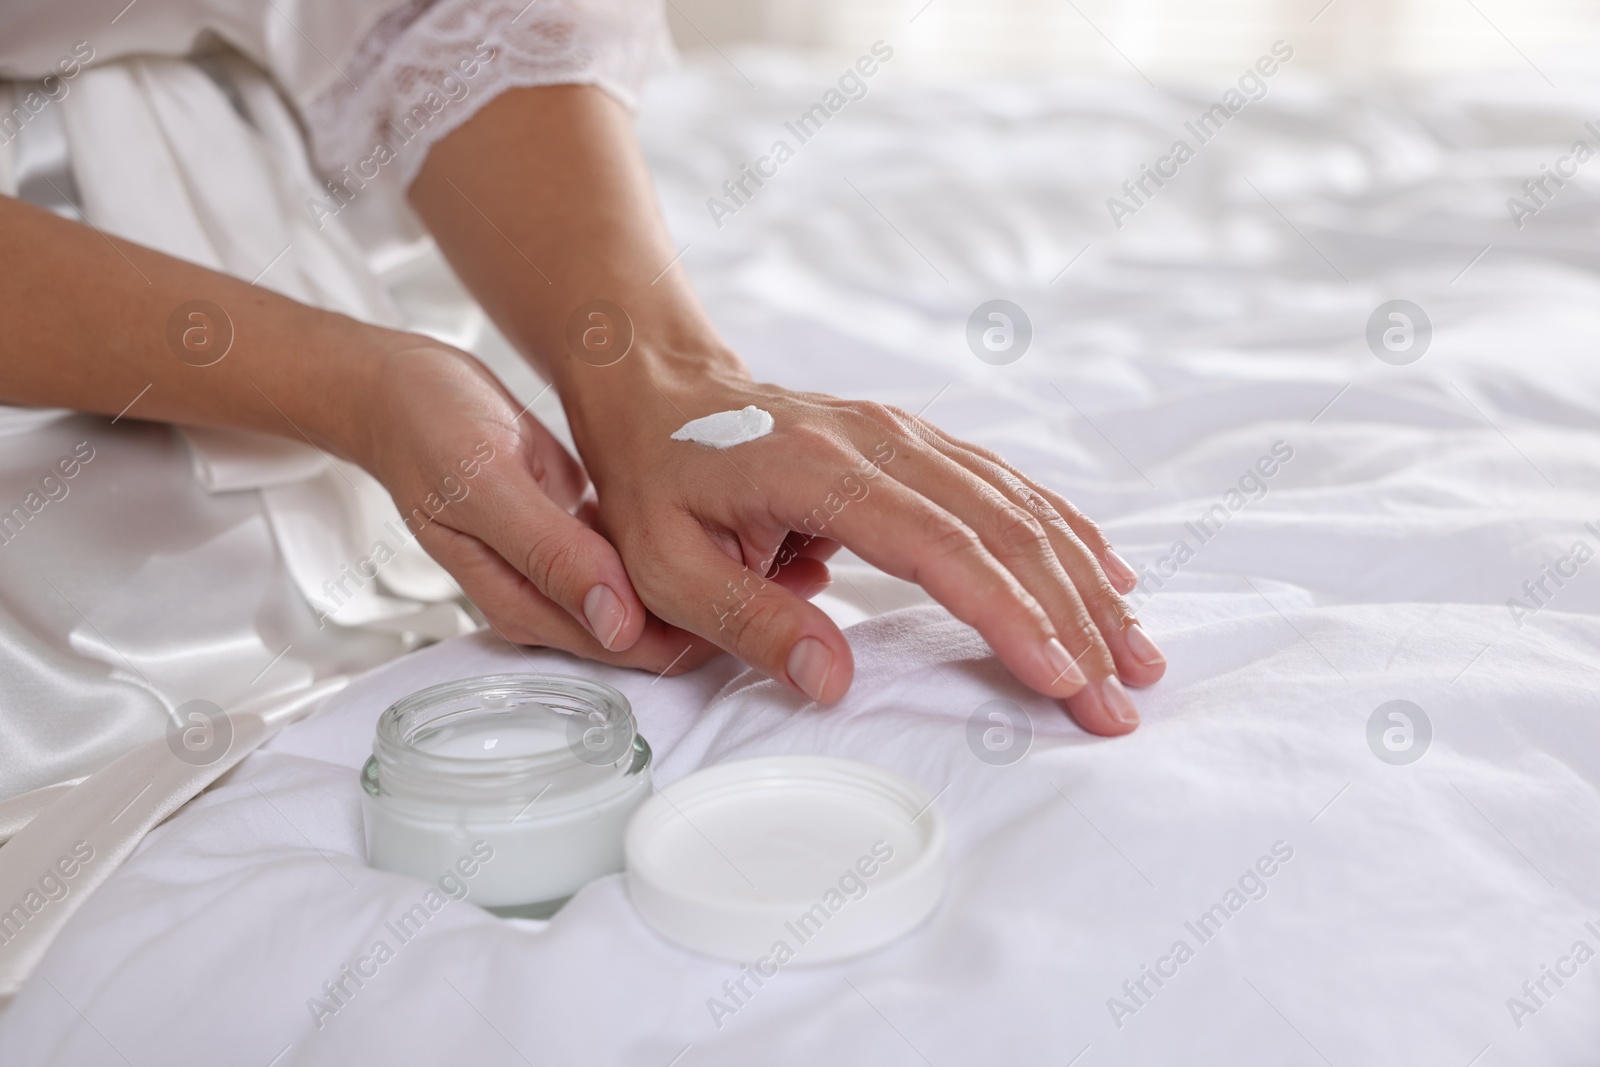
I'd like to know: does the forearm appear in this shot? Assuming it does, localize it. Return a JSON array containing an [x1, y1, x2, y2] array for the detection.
[[0, 194, 383, 463], [407, 85, 745, 454], [406, 84, 1162, 725], [0, 192, 709, 666]]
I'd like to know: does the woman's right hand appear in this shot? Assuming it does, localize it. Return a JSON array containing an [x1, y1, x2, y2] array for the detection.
[[0, 187, 710, 675], [354, 339, 721, 675]]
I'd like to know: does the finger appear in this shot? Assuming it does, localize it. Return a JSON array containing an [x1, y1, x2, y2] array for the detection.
[[768, 555, 832, 600], [422, 520, 721, 673], [913, 434, 1166, 691], [916, 421, 1140, 594], [446, 458, 652, 652], [868, 443, 1140, 735], [634, 516, 854, 704], [763, 532, 841, 576], [814, 470, 1094, 709], [515, 409, 592, 510]]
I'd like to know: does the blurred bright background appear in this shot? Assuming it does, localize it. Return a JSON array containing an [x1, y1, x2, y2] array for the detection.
[[663, 0, 1600, 81]]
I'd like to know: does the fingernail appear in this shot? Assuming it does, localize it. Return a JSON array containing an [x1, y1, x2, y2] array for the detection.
[[1042, 637, 1087, 692], [1105, 550, 1138, 587], [582, 584, 627, 650], [1101, 676, 1140, 727], [786, 637, 833, 702], [1125, 622, 1166, 667]]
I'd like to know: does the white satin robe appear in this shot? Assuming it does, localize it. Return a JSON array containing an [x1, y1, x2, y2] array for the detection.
[[0, 0, 671, 795]]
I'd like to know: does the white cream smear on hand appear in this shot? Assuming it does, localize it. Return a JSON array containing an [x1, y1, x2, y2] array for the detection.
[[670, 406, 774, 448]]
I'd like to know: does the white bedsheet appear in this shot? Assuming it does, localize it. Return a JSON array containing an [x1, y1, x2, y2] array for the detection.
[[6, 52, 1600, 1065]]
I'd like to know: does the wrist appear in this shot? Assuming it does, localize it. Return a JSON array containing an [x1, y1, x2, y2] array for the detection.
[[276, 313, 396, 473], [561, 338, 751, 460]]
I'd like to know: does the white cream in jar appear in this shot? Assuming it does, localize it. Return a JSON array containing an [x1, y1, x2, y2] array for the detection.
[[360, 674, 651, 917]]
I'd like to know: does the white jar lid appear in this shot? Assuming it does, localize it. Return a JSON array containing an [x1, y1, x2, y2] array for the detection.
[[624, 756, 945, 964]]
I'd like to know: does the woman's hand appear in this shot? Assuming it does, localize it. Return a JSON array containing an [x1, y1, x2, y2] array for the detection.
[[355, 340, 717, 675], [0, 193, 707, 672], [563, 357, 1165, 735], [407, 84, 1165, 734]]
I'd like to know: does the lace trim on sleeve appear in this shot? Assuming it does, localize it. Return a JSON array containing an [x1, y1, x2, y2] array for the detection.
[[300, 0, 674, 192]]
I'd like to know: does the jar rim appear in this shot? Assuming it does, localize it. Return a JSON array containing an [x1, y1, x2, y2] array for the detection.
[[372, 673, 637, 799]]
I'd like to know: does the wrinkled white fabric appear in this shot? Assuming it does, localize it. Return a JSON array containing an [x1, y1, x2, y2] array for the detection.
[[3, 51, 1599, 1065], [0, 677, 348, 998]]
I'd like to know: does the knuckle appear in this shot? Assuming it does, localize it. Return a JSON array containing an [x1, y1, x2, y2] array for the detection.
[[984, 503, 1051, 559], [621, 514, 670, 567], [1063, 608, 1116, 669], [972, 443, 1007, 466], [1074, 511, 1109, 549], [632, 574, 680, 618], [787, 422, 851, 463], [788, 422, 840, 452], [920, 512, 979, 561], [1008, 479, 1071, 527], [860, 402, 926, 444], [856, 401, 901, 429], [711, 579, 790, 652], [1080, 570, 1133, 626], [1014, 484, 1065, 526], [877, 403, 924, 438], [1104, 588, 1136, 627], [522, 528, 585, 601], [984, 467, 1075, 536], [627, 547, 689, 610], [955, 437, 1011, 471], [1004, 479, 1056, 521], [1047, 494, 1106, 547]]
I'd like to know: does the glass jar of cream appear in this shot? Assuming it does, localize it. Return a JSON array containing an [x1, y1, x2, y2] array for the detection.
[[360, 673, 651, 918]]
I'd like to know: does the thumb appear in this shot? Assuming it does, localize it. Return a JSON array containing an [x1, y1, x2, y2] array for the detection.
[[647, 520, 854, 703], [452, 465, 646, 652]]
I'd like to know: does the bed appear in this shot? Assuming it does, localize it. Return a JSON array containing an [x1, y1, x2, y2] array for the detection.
[[4, 50, 1600, 1065]]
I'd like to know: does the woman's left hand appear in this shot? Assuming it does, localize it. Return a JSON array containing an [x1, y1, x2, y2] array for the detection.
[[563, 361, 1165, 736], [403, 84, 1163, 733]]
